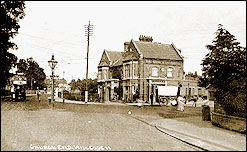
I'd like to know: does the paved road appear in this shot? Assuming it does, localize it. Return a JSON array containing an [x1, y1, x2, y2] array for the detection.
[[1, 96, 200, 151]]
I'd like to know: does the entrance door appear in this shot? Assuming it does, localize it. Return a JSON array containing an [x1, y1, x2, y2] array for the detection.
[[105, 86, 110, 102], [108, 87, 111, 101], [155, 86, 158, 104]]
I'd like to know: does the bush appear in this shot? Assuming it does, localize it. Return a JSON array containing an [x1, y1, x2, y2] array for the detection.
[[63, 91, 99, 102], [215, 91, 246, 118], [89, 93, 100, 102], [63, 91, 82, 101]]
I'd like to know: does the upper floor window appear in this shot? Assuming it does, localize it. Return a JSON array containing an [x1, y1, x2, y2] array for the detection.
[[152, 67, 158, 77], [98, 71, 102, 80], [133, 63, 137, 77], [167, 67, 173, 77], [103, 70, 107, 80], [124, 64, 130, 78]]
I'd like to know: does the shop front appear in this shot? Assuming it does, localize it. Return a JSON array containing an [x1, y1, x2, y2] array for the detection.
[[147, 78, 179, 105]]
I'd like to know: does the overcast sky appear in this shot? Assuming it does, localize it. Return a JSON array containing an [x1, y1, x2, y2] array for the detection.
[[10, 1, 246, 82]]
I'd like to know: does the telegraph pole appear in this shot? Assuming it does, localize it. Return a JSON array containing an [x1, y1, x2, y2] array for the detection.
[[84, 20, 93, 103]]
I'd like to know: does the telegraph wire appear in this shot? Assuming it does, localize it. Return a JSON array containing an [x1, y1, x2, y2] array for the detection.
[[19, 32, 83, 47]]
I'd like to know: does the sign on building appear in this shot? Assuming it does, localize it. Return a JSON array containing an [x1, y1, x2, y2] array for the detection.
[[157, 86, 178, 96]]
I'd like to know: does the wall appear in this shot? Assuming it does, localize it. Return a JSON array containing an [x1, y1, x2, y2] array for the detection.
[[212, 112, 246, 134]]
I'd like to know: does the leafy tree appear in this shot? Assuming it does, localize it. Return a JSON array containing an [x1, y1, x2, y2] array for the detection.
[[17, 57, 46, 90], [67, 78, 98, 101], [0, 1, 25, 99], [69, 78, 98, 94], [16, 58, 28, 73], [199, 24, 246, 117], [69, 79, 78, 91]]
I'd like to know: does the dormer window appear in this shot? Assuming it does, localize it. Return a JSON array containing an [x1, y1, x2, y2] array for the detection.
[[129, 47, 133, 52]]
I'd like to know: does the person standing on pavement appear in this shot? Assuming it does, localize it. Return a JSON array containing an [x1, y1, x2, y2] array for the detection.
[[11, 85, 15, 101], [37, 90, 41, 103], [177, 96, 185, 111], [191, 96, 198, 107], [202, 96, 210, 106]]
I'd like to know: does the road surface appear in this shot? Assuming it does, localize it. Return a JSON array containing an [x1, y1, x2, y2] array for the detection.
[[1, 95, 201, 151]]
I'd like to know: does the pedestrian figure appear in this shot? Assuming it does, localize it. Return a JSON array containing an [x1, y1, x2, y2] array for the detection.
[[183, 96, 187, 104], [11, 85, 15, 101], [202, 96, 210, 106], [37, 90, 41, 103], [177, 96, 185, 111], [191, 96, 198, 107], [170, 97, 177, 106]]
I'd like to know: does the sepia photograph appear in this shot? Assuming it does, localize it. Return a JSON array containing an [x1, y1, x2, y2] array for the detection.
[[1, 1, 246, 151]]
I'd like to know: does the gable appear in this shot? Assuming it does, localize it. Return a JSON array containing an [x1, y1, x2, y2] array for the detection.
[[98, 51, 110, 67], [122, 41, 140, 62]]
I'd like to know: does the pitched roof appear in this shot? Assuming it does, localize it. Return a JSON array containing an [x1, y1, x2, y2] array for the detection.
[[133, 41, 182, 60], [105, 50, 123, 66], [122, 51, 138, 62]]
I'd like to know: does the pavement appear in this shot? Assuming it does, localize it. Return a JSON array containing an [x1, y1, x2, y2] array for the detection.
[[185, 100, 214, 108], [153, 117, 246, 151], [54, 96, 214, 107], [54, 97, 127, 106], [54, 96, 157, 106]]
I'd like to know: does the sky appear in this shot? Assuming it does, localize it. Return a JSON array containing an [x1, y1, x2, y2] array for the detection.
[[9, 1, 246, 83]]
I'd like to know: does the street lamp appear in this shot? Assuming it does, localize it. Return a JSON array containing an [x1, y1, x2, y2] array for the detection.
[[48, 54, 58, 107]]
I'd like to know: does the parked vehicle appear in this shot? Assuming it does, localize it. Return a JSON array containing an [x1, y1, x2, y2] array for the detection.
[[10, 73, 26, 101]]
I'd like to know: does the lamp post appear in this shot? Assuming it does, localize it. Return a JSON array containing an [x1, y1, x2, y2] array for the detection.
[[48, 54, 58, 107], [84, 20, 93, 103]]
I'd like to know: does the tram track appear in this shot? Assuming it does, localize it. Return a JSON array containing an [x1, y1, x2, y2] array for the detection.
[[128, 114, 237, 151]]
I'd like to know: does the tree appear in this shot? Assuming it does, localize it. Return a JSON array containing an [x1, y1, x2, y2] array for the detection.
[[199, 24, 246, 117], [16, 58, 28, 73], [69, 78, 98, 94], [0, 1, 25, 99], [17, 58, 46, 90]]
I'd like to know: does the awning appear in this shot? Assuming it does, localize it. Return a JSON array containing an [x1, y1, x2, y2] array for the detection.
[[157, 86, 178, 96]]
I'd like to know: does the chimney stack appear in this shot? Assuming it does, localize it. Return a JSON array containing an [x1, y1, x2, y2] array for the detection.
[[139, 35, 153, 42], [124, 41, 130, 52]]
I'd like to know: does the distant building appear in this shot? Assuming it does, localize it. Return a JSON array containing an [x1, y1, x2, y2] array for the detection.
[[45, 77, 70, 96], [181, 71, 209, 100]]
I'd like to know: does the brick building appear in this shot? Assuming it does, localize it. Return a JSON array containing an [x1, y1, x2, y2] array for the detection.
[[97, 35, 208, 103], [97, 49, 123, 102]]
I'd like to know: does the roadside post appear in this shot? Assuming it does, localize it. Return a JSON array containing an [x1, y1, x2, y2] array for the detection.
[[48, 54, 58, 109]]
